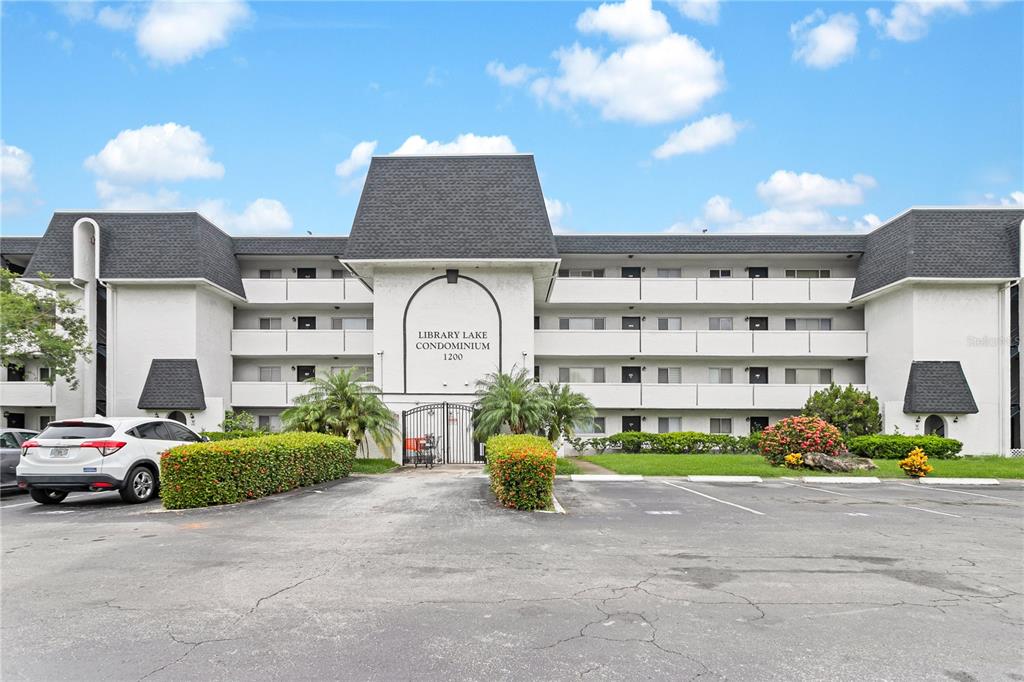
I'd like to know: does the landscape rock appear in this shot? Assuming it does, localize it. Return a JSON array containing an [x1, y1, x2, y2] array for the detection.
[[801, 453, 877, 472]]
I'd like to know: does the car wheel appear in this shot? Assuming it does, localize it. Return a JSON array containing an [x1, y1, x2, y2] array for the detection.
[[30, 488, 68, 505], [120, 466, 158, 504]]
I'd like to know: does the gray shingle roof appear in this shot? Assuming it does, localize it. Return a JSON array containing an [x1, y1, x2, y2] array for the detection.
[[0, 237, 41, 256], [24, 212, 245, 298], [137, 359, 207, 410], [903, 361, 978, 414], [346, 155, 558, 260], [554, 234, 867, 254], [854, 208, 1022, 298], [233, 236, 347, 256]]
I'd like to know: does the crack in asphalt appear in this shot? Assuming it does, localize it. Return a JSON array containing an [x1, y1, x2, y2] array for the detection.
[[137, 627, 237, 681]]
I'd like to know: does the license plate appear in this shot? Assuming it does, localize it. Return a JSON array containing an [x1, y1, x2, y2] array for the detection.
[[49, 447, 69, 458]]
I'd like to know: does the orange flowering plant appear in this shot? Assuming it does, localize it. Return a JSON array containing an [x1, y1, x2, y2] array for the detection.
[[898, 447, 933, 478], [758, 416, 844, 466], [486, 434, 557, 510]]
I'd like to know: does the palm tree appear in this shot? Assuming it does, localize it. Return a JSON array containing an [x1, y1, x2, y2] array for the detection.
[[473, 368, 551, 439], [538, 382, 596, 443], [282, 368, 398, 456]]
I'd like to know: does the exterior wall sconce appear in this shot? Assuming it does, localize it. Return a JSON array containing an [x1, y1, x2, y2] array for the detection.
[[953, 416, 959, 423]]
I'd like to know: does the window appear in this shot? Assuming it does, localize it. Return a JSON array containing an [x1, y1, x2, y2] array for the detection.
[[38, 422, 114, 439], [748, 367, 768, 384], [332, 317, 372, 330], [657, 317, 682, 331], [785, 318, 832, 331], [38, 416, 50, 431], [38, 367, 51, 382], [558, 367, 605, 383], [559, 317, 606, 330], [259, 317, 282, 330], [559, 268, 605, 278], [708, 368, 733, 384], [296, 267, 317, 279], [534, 365, 540, 382], [785, 269, 831, 278], [709, 269, 731, 278], [709, 317, 733, 331], [657, 367, 682, 384], [259, 269, 282, 279], [580, 416, 606, 434], [924, 414, 945, 437], [133, 421, 169, 440], [331, 269, 348, 279], [710, 418, 732, 434], [656, 268, 682, 278], [296, 365, 316, 382], [297, 316, 317, 330], [258, 415, 272, 430], [259, 366, 282, 382], [785, 368, 833, 384], [658, 417, 681, 433], [621, 316, 641, 330], [165, 423, 201, 442], [0, 432, 18, 449], [534, 316, 540, 330], [354, 366, 373, 381], [6, 364, 24, 382]]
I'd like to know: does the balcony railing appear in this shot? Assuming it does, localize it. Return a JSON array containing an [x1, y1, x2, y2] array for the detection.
[[231, 381, 315, 407], [548, 277, 855, 305], [231, 329, 373, 356], [535, 330, 867, 357], [241, 278, 373, 305], [569, 382, 863, 410], [0, 381, 57, 406]]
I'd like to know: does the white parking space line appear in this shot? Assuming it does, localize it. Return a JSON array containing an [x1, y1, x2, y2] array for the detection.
[[782, 482, 961, 518], [893, 482, 1013, 502], [0, 501, 36, 510], [662, 480, 765, 516]]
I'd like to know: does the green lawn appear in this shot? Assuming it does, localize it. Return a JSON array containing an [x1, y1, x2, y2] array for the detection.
[[582, 454, 1024, 479], [556, 458, 582, 475], [351, 458, 400, 474]]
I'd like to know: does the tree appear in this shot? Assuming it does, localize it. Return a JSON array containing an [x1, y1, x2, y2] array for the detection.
[[538, 382, 595, 443], [222, 410, 257, 432], [0, 269, 90, 389], [473, 368, 551, 439], [281, 368, 398, 456], [801, 383, 882, 437]]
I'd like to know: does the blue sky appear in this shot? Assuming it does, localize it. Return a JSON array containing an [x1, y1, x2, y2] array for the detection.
[[1, 0, 1021, 237]]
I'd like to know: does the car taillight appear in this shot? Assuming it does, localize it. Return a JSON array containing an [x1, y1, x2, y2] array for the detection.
[[21, 440, 38, 456], [80, 440, 128, 457]]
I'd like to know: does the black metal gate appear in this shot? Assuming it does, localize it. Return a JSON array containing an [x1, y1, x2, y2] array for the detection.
[[402, 402, 482, 465]]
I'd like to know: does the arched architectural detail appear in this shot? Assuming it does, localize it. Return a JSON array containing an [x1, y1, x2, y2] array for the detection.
[[924, 414, 945, 437], [72, 217, 101, 283], [168, 410, 187, 424]]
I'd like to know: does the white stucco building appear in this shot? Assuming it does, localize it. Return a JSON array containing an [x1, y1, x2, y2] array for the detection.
[[1, 155, 1021, 459]]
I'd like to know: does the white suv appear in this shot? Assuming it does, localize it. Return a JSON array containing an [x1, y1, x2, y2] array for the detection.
[[16, 417, 205, 505]]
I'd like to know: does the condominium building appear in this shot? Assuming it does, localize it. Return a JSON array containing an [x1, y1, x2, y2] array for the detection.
[[1, 155, 1021, 459]]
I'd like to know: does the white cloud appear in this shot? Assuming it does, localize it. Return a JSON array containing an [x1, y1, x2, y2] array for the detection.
[[486, 61, 538, 87], [545, 197, 570, 231], [94, 180, 182, 210], [576, 0, 670, 42], [866, 0, 970, 42], [1001, 191, 1024, 207], [535, 33, 724, 124], [756, 170, 876, 208], [669, 205, 882, 234], [335, 140, 378, 178], [703, 195, 742, 223], [671, 0, 720, 25], [652, 113, 744, 159], [136, 0, 250, 65], [198, 197, 293, 234], [791, 10, 858, 69], [1, 142, 35, 192], [85, 123, 224, 183], [58, 1, 96, 23], [391, 133, 518, 156], [96, 5, 136, 30]]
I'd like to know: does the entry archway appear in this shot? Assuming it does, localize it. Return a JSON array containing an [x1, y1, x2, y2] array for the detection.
[[924, 414, 945, 437]]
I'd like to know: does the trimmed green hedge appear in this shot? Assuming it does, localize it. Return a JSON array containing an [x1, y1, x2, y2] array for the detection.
[[846, 434, 963, 460], [160, 432, 356, 509], [200, 430, 264, 442], [603, 431, 757, 454], [486, 435, 557, 510]]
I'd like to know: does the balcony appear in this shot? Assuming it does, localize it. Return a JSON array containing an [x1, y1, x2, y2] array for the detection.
[[547, 277, 855, 305], [241, 278, 373, 305], [534, 330, 867, 357], [0, 382, 57, 406], [231, 330, 374, 356], [231, 381, 315, 407], [568, 383, 864, 410]]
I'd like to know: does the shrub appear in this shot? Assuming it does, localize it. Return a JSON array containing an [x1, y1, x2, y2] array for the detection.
[[802, 384, 883, 437], [200, 430, 264, 442], [899, 447, 933, 477], [160, 432, 356, 509], [846, 434, 962, 460], [784, 453, 804, 469], [604, 431, 746, 454], [736, 431, 761, 453], [758, 416, 844, 465], [221, 410, 257, 432], [486, 434, 557, 510]]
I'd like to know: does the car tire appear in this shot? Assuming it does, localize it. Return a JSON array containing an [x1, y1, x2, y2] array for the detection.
[[120, 466, 158, 504], [30, 488, 68, 505]]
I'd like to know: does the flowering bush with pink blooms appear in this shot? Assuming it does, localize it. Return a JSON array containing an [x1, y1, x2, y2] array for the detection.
[[758, 416, 844, 466]]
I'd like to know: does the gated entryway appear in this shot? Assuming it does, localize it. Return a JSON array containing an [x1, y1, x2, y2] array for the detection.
[[402, 402, 483, 465]]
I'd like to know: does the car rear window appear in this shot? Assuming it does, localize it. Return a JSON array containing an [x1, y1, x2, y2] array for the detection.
[[37, 422, 115, 440]]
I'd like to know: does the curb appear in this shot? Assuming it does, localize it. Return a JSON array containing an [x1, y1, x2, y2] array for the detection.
[[918, 478, 1000, 486], [569, 474, 643, 482], [687, 475, 763, 483], [800, 476, 881, 484]]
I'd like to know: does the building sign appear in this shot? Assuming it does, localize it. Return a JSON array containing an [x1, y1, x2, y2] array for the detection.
[[404, 276, 501, 393]]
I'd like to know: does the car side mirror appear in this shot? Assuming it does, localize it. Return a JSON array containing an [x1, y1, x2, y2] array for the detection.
[[200, 435, 210, 442]]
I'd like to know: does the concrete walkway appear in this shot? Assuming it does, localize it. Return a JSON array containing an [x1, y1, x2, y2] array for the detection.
[[569, 456, 616, 475]]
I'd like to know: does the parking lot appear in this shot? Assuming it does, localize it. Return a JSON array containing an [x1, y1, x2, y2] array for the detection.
[[2, 472, 1022, 681]]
